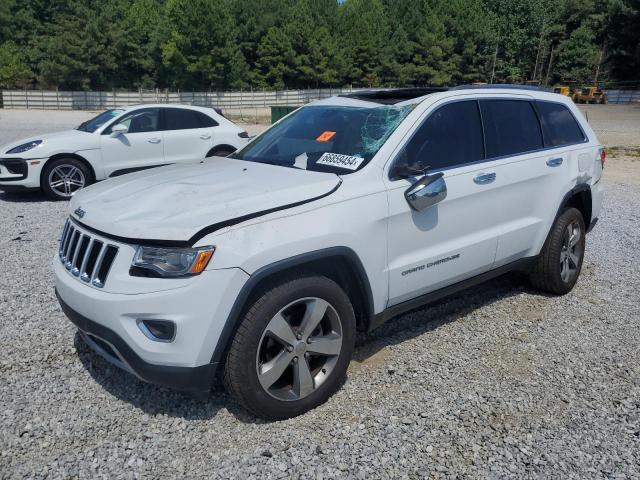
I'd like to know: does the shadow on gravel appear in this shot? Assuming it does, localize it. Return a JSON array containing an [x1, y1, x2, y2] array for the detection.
[[73, 271, 548, 423], [73, 333, 236, 422], [0, 191, 52, 203], [352, 272, 547, 365]]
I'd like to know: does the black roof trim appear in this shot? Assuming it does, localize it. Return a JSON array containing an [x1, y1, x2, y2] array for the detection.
[[340, 87, 448, 104], [450, 84, 552, 92], [340, 84, 554, 104]]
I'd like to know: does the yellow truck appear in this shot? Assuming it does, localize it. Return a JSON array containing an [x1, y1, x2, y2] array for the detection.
[[553, 86, 572, 96], [574, 87, 608, 104]]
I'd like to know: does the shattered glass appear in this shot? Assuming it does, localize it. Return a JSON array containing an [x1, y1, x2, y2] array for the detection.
[[361, 105, 415, 154]]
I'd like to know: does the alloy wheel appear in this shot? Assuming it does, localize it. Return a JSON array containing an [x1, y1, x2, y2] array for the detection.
[[256, 297, 343, 401], [48, 164, 86, 197], [560, 220, 583, 283]]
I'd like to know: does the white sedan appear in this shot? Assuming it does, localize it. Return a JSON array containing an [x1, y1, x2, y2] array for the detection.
[[0, 104, 250, 199]]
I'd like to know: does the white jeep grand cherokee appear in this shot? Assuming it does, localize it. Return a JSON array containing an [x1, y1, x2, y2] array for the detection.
[[54, 86, 604, 419]]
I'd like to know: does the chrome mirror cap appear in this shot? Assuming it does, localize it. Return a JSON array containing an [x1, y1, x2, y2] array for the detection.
[[404, 173, 447, 212]]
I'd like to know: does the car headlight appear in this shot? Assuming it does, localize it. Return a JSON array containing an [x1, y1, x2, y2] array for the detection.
[[7, 140, 42, 154], [130, 245, 215, 278]]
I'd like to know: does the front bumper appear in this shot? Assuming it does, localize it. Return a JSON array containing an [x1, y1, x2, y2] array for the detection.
[[54, 246, 250, 392], [57, 290, 217, 392], [0, 157, 47, 188]]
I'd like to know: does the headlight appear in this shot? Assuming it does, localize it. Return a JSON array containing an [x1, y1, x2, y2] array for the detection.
[[7, 140, 43, 154], [130, 245, 215, 278]]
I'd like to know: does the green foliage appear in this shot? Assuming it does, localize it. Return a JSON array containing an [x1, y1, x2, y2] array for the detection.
[[0, 41, 32, 88], [555, 25, 601, 83], [1, 0, 637, 90]]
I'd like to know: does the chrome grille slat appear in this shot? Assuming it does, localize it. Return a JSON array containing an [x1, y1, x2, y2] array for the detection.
[[72, 235, 90, 276], [70, 233, 83, 272], [91, 244, 108, 286], [79, 238, 94, 280], [59, 220, 119, 288], [63, 227, 76, 260], [59, 220, 70, 257], [93, 246, 118, 288], [65, 231, 81, 270]]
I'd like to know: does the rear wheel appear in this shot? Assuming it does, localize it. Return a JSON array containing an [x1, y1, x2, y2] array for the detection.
[[224, 274, 355, 420], [529, 207, 585, 294], [42, 158, 92, 200]]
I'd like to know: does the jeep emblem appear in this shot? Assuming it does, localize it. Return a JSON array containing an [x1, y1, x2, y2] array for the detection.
[[74, 207, 86, 218]]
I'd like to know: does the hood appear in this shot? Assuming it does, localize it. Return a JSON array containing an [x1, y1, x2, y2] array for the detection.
[[2, 130, 93, 155], [69, 157, 341, 244]]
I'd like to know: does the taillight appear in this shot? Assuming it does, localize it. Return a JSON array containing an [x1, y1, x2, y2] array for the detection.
[[598, 147, 606, 168], [238, 131, 249, 138]]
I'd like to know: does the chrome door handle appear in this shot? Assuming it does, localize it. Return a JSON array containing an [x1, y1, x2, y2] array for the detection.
[[546, 157, 563, 167], [199, 134, 211, 140], [148, 138, 161, 144], [474, 172, 496, 184]]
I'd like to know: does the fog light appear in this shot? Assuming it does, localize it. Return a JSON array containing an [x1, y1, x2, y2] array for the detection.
[[137, 319, 176, 342]]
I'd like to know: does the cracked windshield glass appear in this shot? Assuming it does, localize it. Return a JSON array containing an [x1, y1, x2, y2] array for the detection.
[[230, 104, 414, 174]]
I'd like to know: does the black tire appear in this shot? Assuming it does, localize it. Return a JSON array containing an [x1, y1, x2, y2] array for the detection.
[[41, 158, 93, 200], [224, 273, 356, 420], [206, 147, 234, 158], [529, 207, 586, 295]]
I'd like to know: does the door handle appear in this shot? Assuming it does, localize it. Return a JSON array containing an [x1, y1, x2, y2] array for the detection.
[[473, 172, 496, 185], [546, 157, 563, 167], [199, 134, 211, 140], [148, 138, 161, 144]]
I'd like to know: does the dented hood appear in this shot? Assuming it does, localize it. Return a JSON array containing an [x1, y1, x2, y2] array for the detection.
[[69, 157, 341, 244]]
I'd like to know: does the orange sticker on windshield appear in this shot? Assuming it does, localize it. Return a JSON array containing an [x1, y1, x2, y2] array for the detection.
[[316, 131, 336, 142]]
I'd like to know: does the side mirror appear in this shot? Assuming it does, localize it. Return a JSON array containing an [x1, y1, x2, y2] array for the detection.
[[404, 172, 447, 212], [110, 123, 129, 137]]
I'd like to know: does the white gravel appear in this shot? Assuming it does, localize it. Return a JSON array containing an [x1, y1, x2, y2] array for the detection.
[[1, 109, 639, 478]]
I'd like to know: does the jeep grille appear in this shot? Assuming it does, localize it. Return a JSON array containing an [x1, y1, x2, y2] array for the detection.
[[58, 219, 118, 288]]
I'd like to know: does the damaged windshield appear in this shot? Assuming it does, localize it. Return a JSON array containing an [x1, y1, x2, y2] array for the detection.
[[229, 104, 414, 174]]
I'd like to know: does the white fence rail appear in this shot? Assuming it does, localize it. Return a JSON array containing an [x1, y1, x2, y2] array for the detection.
[[605, 89, 640, 104], [0, 88, 359, 110], [2, 87, 638, 110]]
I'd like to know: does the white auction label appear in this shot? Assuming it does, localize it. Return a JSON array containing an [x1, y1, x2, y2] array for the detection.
[[316, 152, 365, 171]]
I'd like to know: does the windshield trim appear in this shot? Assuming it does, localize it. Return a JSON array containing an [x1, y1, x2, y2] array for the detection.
[[77, 108, 126, 134]]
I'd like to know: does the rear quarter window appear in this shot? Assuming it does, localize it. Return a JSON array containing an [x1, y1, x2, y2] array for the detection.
[[163, 108, 217, 130], [480, 100, 543, 158], [536, 101, 586, 147]]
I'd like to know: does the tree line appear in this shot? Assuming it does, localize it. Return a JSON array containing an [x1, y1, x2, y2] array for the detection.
[[0, 0, 638, 91]]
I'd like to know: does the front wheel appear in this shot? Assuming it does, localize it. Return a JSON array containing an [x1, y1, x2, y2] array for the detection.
[[42, 158, 92, 200], [529, 207, 586, 295], [224, 274, 355, 420]]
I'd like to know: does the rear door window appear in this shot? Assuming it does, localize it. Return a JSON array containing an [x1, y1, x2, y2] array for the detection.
[[536, 101, 586, 147], [195, 111, 218, 127], [163, 108, 214, 130], [480, 100, 543, 158], [400, 100, 484, 172]]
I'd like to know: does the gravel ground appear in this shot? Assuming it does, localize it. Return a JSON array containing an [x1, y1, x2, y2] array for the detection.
[[1, 108, 639, 478]]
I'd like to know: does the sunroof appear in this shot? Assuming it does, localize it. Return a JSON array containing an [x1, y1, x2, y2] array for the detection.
[[341, 87, 449, 104]]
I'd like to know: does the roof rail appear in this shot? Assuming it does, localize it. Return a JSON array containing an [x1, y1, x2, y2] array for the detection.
[[450, 84, 552, 92]]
